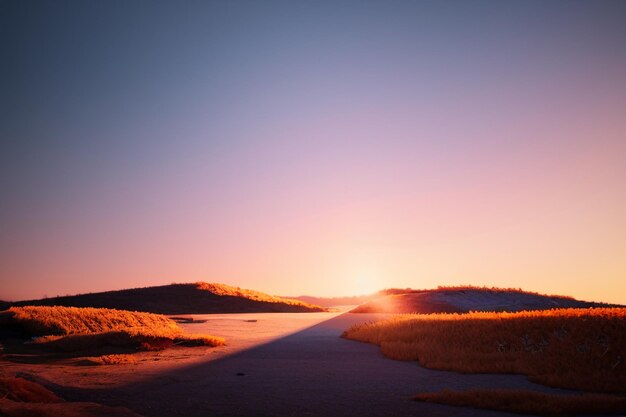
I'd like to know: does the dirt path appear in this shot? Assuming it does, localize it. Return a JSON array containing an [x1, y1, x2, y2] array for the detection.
[[59, 312, 579, 417]]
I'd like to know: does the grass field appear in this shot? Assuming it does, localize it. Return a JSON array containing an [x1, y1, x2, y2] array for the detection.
[[1, 306, 224, 352], [343, 308, 626, 393]]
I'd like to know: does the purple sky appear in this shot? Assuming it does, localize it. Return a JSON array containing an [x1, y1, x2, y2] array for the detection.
[[1, 1, 626, 302]]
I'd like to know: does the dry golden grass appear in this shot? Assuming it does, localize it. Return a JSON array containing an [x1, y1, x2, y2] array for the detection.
[[195, 282, 324, 310], [7, 305, 181, 336], [78, 354, 138, 366], [343, 308, 626, 393], [4, 306, 225, 352], [414, 389, 626, 416]]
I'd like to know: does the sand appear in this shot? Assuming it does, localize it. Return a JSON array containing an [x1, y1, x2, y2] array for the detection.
[[1, 309, 587, 417]]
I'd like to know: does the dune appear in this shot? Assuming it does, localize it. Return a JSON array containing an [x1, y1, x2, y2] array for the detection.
[[10, 282, 326, 314], [0, 376, 145, 417], [350, 286, 618, 313]]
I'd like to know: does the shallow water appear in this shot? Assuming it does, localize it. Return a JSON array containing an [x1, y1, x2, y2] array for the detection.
[[176, 308, 351, 356]]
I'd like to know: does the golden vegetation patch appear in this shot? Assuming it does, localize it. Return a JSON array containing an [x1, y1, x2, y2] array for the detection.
[[195, 282, 325, 310], [4, 306, 225, 352], [343, 308, 626, 393], [78, 354, 139, 366], [7, 305, 181, 336], [414, 389, 626, 416]]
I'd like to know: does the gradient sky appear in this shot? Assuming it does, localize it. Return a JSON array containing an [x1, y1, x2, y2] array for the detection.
[[1, 0, 625, 303]]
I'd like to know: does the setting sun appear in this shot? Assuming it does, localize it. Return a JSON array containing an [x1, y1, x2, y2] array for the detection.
[[354, 275, 381, 296], [2, 1, 625, 416]]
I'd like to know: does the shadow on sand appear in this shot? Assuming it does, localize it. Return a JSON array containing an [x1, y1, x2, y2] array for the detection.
[[45, 313, 574, 417]]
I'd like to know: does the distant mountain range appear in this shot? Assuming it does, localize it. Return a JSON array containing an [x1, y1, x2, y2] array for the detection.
[[8, 282, 326, 314], [349, 286, 621, 313]]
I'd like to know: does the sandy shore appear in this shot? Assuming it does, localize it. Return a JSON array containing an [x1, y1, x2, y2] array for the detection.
[[0, 310, 347, 390], [5, 310, 582, 417]]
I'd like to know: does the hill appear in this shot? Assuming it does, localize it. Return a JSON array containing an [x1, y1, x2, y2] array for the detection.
[[350, 286, 618, 313], [10, 282, 326, 314]]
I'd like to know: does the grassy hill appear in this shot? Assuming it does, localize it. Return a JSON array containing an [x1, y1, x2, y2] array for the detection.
[[10, 282, 326, 314], [351, 286, 618, 314]]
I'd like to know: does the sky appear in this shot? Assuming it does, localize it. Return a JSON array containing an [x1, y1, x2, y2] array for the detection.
[[1, 0, 625, 303]]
